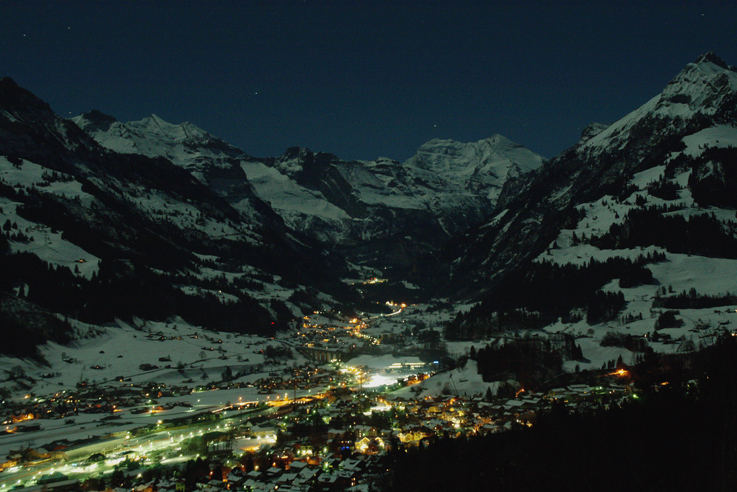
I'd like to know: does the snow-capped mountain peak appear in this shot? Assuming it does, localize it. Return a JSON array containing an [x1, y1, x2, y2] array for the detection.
[[71, 109, 117, 131], [579, 52, 737, 157], [580, 122, 609, 142], [405, 135, 544, 201], [73, 112, 215, 153], [659, 52, 737, 108], [132, 114, 211, 143], [72, 111, 246, 183], [452, 53, 737, 284], [408, 134, 542, 173]]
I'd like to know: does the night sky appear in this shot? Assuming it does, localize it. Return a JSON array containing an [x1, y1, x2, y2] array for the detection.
[[2, 1, 736, 161]]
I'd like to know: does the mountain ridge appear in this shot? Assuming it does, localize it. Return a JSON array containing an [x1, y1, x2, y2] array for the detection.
[[73, 110, 544, 277]]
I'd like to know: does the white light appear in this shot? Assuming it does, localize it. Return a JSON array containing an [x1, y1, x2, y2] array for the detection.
[[364, 374, 396, 388]]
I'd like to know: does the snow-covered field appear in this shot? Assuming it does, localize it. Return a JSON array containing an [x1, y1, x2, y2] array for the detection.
[[0, 319, 307, 396]]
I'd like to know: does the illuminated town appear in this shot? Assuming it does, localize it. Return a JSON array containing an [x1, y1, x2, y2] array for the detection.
[[0, 292, 641, 492]]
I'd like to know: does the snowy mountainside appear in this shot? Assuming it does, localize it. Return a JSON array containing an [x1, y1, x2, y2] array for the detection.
[[0, 77, 347, 358], [5, 51, 737, 382], [446, 53, 737, 369], [72, 111, 218, 166], [74, 112, 543, 275], [72, 110, 278, 225], [450, 52, 737, 288]]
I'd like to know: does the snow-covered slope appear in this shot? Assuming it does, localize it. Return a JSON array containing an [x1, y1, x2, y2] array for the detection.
[[268, 136, 543, 237], [580, 52, 737, 156], [72, 112, 239, 180], [72, 110, 274, 225], [11, 51, 737, 379]]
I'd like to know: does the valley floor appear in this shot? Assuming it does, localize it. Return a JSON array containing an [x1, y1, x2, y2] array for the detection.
[[2, 271, 734, 491]]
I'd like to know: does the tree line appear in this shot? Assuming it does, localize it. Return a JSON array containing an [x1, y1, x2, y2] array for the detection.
[[446, 255, 662, 340]]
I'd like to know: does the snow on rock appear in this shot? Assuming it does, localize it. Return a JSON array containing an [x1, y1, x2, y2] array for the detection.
[[631, 165, 666, 189], [74, 110, 544, 247]]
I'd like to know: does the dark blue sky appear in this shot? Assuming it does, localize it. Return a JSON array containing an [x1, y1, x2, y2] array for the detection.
[[2, 1, 736, 160]]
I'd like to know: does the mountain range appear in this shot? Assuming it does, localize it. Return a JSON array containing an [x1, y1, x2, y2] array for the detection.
[[1, 52, 737, 362], [72, 110, 543, 274]]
